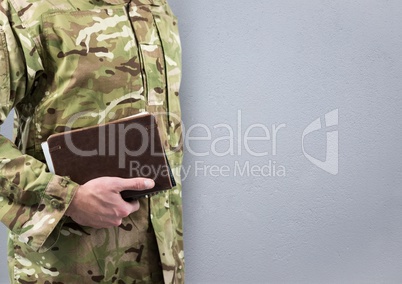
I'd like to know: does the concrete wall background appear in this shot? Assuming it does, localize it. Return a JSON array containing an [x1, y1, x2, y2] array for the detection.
[[2, 0, 402, 283]]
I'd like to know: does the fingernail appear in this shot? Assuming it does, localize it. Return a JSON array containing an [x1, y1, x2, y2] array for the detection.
[[145, 179, 154, 188]]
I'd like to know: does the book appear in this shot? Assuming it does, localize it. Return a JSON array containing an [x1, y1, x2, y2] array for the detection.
[[41, 112, 175, 199]]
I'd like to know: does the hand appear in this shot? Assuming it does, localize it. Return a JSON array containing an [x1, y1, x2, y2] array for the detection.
[[65, 176, 155, 228]]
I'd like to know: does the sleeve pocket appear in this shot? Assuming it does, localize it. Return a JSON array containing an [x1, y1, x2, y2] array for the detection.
[[0, 29, 11, 110]]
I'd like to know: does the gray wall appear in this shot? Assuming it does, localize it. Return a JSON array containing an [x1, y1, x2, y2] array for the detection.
[[2, 0, 402, 283]]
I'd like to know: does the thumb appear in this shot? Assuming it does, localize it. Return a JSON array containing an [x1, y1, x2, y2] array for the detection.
[[116, 177, 155, 192]]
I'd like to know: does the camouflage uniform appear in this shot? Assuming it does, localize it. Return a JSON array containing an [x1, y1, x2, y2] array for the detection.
[[0, 0, 184, 282]]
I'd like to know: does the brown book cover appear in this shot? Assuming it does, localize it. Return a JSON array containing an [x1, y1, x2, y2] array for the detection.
[[41, 112, 175, 199]]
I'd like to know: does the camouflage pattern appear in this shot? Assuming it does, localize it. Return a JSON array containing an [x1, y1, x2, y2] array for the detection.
[[0, 0, 184, 282]]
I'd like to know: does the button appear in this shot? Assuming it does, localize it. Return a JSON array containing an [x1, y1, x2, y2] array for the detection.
[[59, 178, 69, 188], [50, 199, 64, 210]]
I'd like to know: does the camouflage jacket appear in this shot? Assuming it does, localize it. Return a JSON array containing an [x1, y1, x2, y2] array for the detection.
[[0, 0, 183, 282]]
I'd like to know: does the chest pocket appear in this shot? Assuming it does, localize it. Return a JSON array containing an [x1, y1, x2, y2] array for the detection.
[[40, 7, 145, 118], [34, 6, 149, 136]]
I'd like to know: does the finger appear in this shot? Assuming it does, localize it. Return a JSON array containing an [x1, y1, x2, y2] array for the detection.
[[115, 177, 155, 192], [125, 199, 140, 214]]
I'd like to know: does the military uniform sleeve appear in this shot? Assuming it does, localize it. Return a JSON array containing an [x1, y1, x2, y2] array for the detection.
[[0, 1, 79, 253]]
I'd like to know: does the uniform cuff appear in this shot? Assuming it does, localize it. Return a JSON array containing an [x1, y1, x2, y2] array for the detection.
[[18, 174, 79, 252]]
